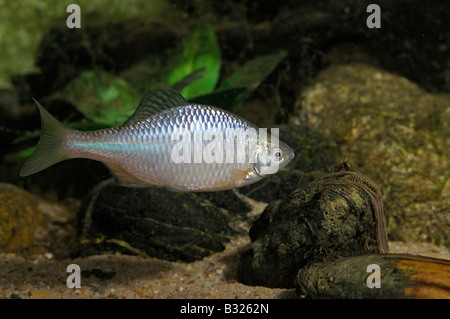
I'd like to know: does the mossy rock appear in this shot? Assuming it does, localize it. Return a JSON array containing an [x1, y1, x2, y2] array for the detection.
[[237, 168, 386, 288], [296, 63, 449, 246], [0, 183, 44, 252]]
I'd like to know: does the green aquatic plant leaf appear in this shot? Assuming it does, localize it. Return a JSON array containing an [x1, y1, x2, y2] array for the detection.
[[171, 68, 206, 92], [60, 70, 140, 126], [11, 130, 40, 145], [165, 23, 221, 99], [4, 146, 36, 162], [218, 50, 288, 95], [188, 51, 287, 112]]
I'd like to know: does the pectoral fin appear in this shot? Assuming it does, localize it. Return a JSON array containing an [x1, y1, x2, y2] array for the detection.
[[231, 168, 250, 182]]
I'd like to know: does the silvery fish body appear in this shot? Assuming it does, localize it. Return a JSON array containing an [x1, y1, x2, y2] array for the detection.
[[20, 84, 295, 191]]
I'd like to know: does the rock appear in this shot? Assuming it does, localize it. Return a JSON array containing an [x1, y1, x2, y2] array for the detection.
[[0, 183, 44, 252], [75, 184, 254, 262], [237, 166, 387, 288], [296, 254, 450, 299], [295, 63, 450, 246]]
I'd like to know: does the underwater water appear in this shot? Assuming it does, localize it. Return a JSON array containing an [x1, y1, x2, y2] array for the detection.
[[0, 0, 448, 302]]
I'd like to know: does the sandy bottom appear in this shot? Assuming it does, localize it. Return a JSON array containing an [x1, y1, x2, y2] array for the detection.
[[0, 236, 448, 299]]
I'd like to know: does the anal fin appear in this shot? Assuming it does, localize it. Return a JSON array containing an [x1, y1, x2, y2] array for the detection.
[[166, 186, 188, 192], [105, 163, 148, 187]]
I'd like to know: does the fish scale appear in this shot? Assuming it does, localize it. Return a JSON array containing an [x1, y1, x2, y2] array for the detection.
[[20, 84, 295, 192]]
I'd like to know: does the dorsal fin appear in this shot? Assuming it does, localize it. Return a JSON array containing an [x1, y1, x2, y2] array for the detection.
[[123, 83, 188, 125]]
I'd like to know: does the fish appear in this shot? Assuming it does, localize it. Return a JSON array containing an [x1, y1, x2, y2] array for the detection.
[[20, 84, 295, 192]]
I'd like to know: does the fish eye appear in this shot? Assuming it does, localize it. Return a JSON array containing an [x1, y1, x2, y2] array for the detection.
[[272, 147, 283, 161]]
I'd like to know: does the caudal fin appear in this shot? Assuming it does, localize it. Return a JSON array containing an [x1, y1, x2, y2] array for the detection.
[[20, 99, 72, 177]]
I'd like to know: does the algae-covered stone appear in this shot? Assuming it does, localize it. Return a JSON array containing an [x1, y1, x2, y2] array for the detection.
[[237, 168, 386, 288], [75, 184, 253, 262], [295, 63, 449, 246], [0, 183, 44, 252]]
